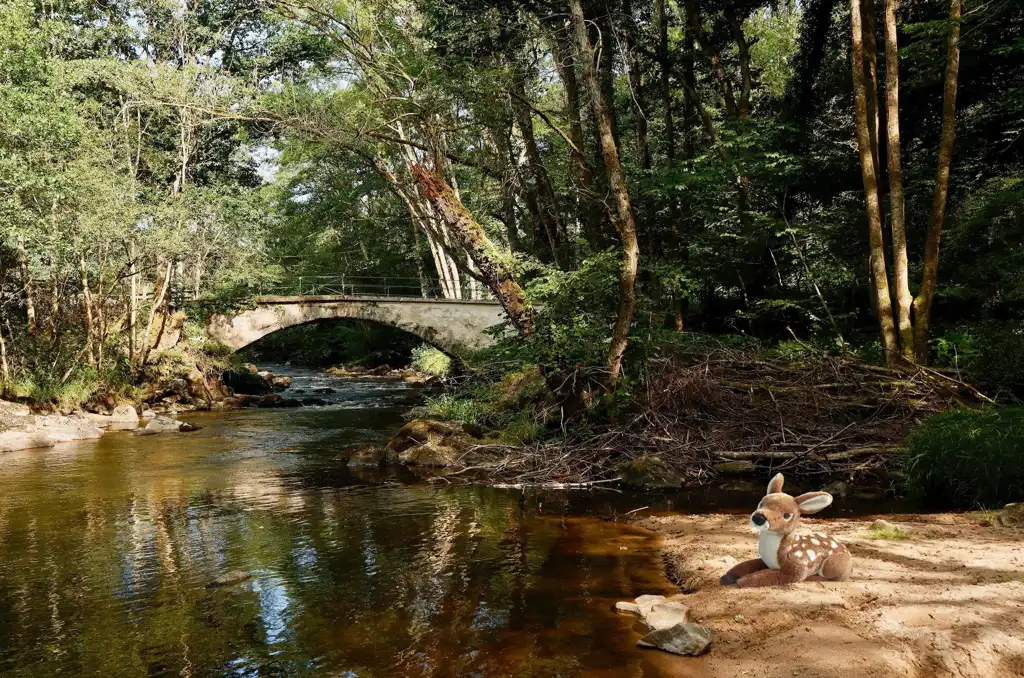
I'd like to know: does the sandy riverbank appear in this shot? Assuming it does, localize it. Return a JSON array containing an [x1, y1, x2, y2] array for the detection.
[[631, 512, 1024, 677]]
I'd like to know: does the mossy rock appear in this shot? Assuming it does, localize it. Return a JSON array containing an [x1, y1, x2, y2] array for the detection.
[[992, 503, 1024, 528], [389, 418, 463, 453], [346, 444, 391, 467], [493, 366, 552, 408], [399, 441, 461, 467], [617, 456, 682, 490]]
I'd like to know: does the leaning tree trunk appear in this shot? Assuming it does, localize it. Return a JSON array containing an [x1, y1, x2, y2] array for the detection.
[[570, 0, 641, 390], [410, 164, 534, 337], [850, 0, 899, 362], [912, 0, 961, 363], [882, 0, 914, 361]]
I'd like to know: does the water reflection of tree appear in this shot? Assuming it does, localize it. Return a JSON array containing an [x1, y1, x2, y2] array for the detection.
[[0, 436, 661, 677]]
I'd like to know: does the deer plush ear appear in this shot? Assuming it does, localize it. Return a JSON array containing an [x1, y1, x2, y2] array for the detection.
[[766, 473, 785, 495], [795, 492, 833, 514]]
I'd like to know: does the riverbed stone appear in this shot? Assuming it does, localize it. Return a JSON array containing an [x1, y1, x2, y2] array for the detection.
[[111, 404, 139, 424], [35, 415, 104, 442], [145, 416, 184, 432], [617, 457, 682, 490], [637, 622, 712, 656], [0, 431, 56, 452], [389, 418, 463, 453], [271, 376, 293, 391], [645, 602, 693, 631], [615, 601, 643, 618], [400, 440, 461, 467], [347, 444, 389, 467], [634, 594, 668, 617], [0, 399, 31, 418]]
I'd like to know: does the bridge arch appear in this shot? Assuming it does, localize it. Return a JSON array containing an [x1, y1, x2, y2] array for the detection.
[[204, 296, 506, 355]]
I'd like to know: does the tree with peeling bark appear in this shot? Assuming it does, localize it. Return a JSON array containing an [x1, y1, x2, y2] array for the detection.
[[849, 0, 962, 364]]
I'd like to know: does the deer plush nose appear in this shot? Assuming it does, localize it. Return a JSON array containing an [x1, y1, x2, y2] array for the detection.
[[751, 513, 767, 526]]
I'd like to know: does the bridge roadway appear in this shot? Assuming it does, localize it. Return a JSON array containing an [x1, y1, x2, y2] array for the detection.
[[204, 295, 506, 354]]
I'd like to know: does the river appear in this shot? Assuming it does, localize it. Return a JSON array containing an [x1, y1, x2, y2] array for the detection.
[[0, 366, 677, 677]]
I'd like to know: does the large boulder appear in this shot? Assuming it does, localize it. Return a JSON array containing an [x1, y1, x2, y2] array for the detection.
[[34, 415, 104, 443], [0, 431, 55, 452], [0, 399, 31, 418], [223, 369, 275, 395], [111, 404, 139, 423], [617, 456, 683, 490]]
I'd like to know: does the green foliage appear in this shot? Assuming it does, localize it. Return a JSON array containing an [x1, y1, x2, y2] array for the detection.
[[411, 344, 452, 376], [905, 408, 1024, 508], [6, 368, 99, 411]]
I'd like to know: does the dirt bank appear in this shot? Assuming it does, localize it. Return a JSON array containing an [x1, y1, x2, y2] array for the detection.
[[633, 512, 1024, 678]]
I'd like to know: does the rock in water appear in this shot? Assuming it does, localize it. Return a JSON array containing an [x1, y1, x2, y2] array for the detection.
[[144, 416, 183, 432], [347, 444, 389, 468], [637, 623, 712, 656], [614, 601, 642, 618], [205, 570, 252, 589]]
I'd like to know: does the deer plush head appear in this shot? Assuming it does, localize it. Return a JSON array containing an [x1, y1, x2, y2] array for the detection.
[[749, 473, 834, 538]]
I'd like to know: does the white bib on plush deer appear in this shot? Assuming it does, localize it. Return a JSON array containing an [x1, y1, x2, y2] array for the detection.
[[720, 473, 852, 588]]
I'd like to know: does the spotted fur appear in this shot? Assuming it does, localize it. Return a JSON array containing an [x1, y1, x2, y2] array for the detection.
[[720, 473, 853, 588]]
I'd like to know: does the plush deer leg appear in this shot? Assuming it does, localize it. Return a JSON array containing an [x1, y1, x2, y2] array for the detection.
[[736, 562, 809, 588], [819, 550, 853, 581], [720, 558, 767, 586]]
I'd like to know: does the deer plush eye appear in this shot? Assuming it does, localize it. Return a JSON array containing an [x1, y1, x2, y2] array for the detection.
[[783, 513, 793, 520]]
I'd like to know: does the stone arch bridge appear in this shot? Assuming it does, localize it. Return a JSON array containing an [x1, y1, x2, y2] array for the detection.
[[205, 294, 506, 354]]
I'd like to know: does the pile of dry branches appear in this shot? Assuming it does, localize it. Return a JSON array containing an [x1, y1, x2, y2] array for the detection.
[[474, 345, 990, 486]]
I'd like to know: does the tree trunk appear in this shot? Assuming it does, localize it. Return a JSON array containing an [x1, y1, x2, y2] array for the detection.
[[726, 6, 753, 119], [882, 0, 914, 360], [912, 0, 961, 363], [850, 0, 899, 361], [622, 0, 652, 171], [80, 255, 96, 366], [511, 77, 569, 269], [685, 0, 739, 117], [0, 323, 8, 387], [570, 0, 641, 390], [410, 165, 534, 337], [552, 34, 605, 246], [657, 0, 678, 165], [17, 244, 36, 335], [129, 242, 138, 364], [139, 260, 172, 370]]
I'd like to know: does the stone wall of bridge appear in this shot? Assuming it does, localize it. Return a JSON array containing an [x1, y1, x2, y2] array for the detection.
[[204, 296, 506, 354]]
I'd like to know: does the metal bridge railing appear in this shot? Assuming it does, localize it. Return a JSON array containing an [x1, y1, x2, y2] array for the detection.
[[254, 275, 494, 301]]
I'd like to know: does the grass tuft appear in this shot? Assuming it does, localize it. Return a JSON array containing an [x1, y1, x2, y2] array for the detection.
[[862, 525, 912, 540]]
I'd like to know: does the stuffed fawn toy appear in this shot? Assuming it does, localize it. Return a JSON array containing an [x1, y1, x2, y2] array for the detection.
[[720, 473, 852, 587]]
